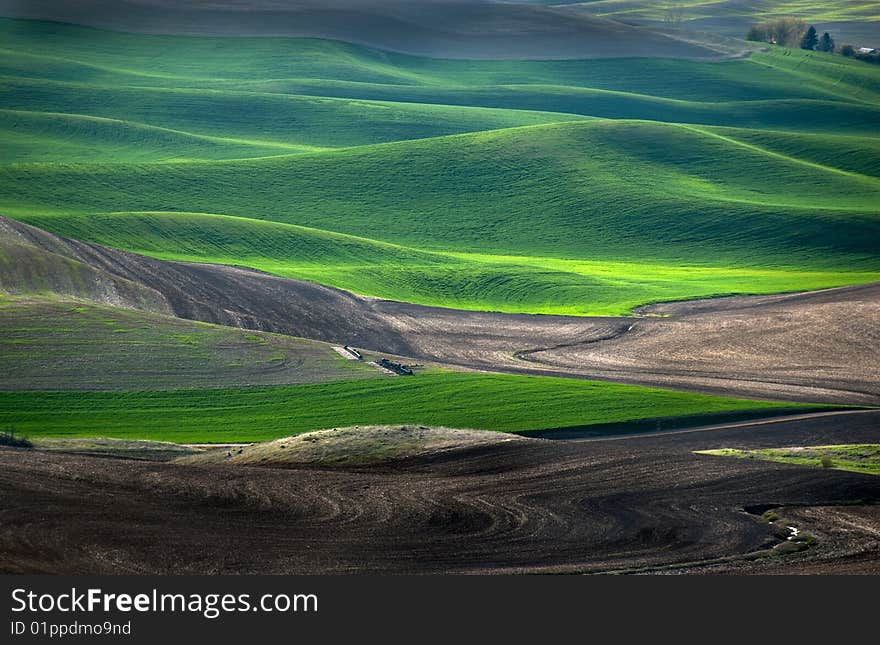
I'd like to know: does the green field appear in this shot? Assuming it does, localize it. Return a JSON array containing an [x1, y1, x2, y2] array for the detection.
[[698, 445, 880, 476], [1, 19, 879, 316], [0, 371, 820, 442]]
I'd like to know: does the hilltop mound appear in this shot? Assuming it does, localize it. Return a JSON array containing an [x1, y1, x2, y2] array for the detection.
[[177, 424, 530, 467], [0, 0, 731, 59]]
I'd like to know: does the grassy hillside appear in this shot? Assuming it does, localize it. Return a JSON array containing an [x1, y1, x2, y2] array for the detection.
[[2, 21, 875, 100], [5, 118, 878, 314], [0, 109, 316, 163], [1, 19, 878, 315], [0, 2, 731, 59], [9, 210, 874, 316], [0, 370, 820, 442], [0, 80, 591, 151], [0, 296, 380, 390], [0, 18, 870, 444]]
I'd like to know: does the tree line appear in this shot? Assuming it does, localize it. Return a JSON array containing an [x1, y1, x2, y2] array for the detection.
[[746, 18, 834, 52], [746, 17, 880, 64]]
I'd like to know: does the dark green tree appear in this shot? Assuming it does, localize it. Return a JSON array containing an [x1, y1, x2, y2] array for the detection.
[[817, 32, 835, 53], [800, 25, 818, 50]]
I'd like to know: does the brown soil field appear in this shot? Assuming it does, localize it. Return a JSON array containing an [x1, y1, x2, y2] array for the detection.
[[519, 284, 880, 406], [1, 412, 878, 574]]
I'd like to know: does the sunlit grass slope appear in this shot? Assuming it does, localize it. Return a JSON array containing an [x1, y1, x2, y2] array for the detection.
[[7, 120, 879, 255], [0, 109, 315, 162], [8, 210, 875, 316], [0, 370, 821, 442]]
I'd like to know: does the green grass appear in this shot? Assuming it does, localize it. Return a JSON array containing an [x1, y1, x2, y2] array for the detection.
[[0, 109, 318, 163], [1, 20, 878, 316], [0, 79, 595, 152], [6, 118, 878, 314], [698, 445, 880, 476], [2, 21, 877, 102], [10, 209, 875, 316], [0, 19, 872, 443], [0, 371, 822, 443]]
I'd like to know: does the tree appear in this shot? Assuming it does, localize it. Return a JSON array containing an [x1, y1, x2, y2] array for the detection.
[[801, 25, 818, 50], [841, 44, 855, 57], [746, 24, 769, 42], [663, 3, 686, 28], [745, 17, 806, 47], [817, 32, 835, 53], [778, 18, 807, 47]]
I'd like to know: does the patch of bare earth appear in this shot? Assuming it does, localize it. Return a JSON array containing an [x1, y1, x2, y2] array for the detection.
[[521, 285, 880, 405], [1, 413, 878, 574]]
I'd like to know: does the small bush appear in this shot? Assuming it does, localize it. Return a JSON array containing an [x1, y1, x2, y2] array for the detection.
[[855, 52, 880, 65], [762, 510, 780, 523], [841, 44, 855, 57], [0, 427, 33, 449], [820, 455, 834, 469]]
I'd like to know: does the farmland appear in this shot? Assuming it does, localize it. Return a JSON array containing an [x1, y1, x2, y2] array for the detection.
[[1, 19, 878, 315], [0, 16, 876, 436], [1, 6, 879, 577], [558, 1, 880, 46], [0, 370, 816, 443]]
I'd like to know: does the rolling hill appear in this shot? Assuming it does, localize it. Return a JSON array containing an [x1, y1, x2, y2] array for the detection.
[[0, 218, 819, 440], [1, 19, 878, 316], [0, 1, 734, 59], [5, 119, 878, 314], [1, 6, 878, 579]]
